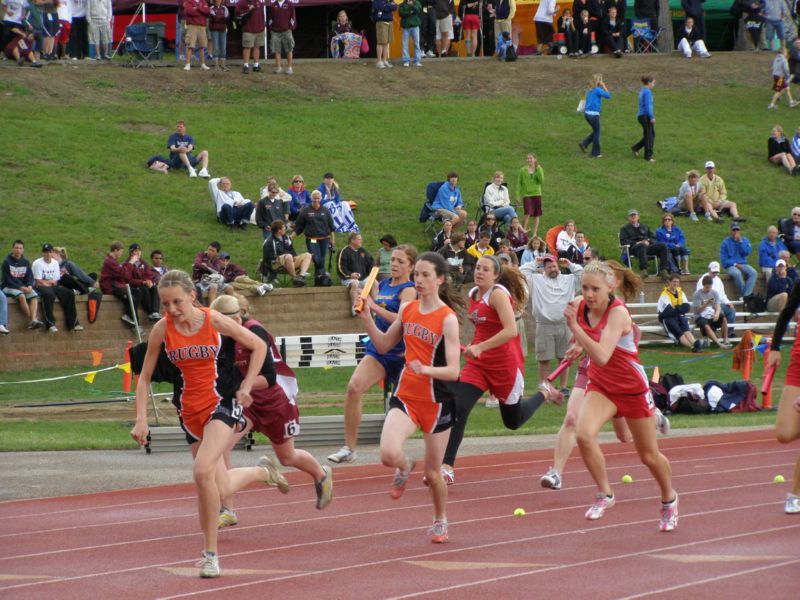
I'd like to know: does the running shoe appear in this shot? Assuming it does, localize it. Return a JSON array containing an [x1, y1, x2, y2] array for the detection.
[[538, 381, 564, 405], [422, 464, 455, 487], [654, 408, 671, 435], [659, 494, 679, 531], [429, 519, 449, 544], [485, 397, 500, 408], [785, 493, 800, 514], [315, 465, 333, 510], [389, 457, 416, 499], [327, 445, 356, 464], [540, 467, 562, 490], [217, 507, 238, 528], [197, 551, 220, 578], [258, 455, 290, 494], [585, 493, 615, 520]]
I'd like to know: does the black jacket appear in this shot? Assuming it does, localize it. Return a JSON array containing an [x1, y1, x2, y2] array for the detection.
[[620, 222, 655, 247], [337, 245, 374, 280]]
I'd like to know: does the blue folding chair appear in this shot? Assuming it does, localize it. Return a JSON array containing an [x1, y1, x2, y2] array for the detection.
[[420, 181, 445, 233], [124, 23, 160, 68], [630, 19, 662, 54]]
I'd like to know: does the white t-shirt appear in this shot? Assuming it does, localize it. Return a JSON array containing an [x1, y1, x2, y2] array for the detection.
[[2, 0, 29, 24], [57, 0, 73, 21], [32, 257, 61, 283]]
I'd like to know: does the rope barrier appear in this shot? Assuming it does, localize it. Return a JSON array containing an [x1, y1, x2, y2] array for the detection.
[[0, 363, 128, 385]]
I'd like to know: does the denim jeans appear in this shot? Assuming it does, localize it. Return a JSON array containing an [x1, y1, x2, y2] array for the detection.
[[582, 113, 601, 156], [219, 202, 254, 225], [491, 205, 518, 225], [401, 26, 421, 63], [306, 238, 331, 273], [0, 288, 7, 327], [765, 19, 785, 47], [210, 30, 227, 59], [725, 264, 758, 298]]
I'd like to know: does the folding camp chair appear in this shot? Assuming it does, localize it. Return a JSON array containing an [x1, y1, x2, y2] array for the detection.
[[420, 181, 445, 233], [124, 23, 160, 68], [619, 232, 660, 274], [474, 181, 515, 225], [630, 19, 662, 54]]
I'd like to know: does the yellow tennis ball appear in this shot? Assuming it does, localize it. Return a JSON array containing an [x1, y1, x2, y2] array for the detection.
[[622, 474, 633, 483], [774, 475, 785, 483], [513, 508, 526, 516]]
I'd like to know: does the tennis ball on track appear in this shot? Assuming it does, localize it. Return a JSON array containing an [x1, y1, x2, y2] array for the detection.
[[774, 474, 785, 483], [513, 508, 526, 516], [622, 474, 633, 483]]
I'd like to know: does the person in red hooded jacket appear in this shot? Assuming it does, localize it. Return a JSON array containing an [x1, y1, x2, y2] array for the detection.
[[182, 0, 211, 71], [236, 0, 267, 74]]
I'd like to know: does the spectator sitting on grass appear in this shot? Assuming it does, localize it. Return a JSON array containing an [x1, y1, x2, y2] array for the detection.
[[780, 208, 800, 258], [149, 250, 169, 283], [123, 243, 162, 322], [790, 126, 800, 162], [263, 220, 312, 287], [3, 24, 42, 67], [676, 16, 711, 58], [466, 231, 495, 262], [767, 259, 796, 312], [32, 243, 82, 333], [759, 225, 788, 279], [259, 176, 292, 219], [167, 120, 210, 178], [506, 216, 529, 262], [768, 124, 798, 175], [256, 182, 287, 238], [1, 240, 42, 329], [218, 251, 272, 296], [209, 176, 255, 229], [699, 161, 741, 221], [438, 231, 467, 286], [677, 169, 716, 222], [319, 172, 359, 233], [192, 241, 230, 305], [692, 275, 731, 348], [464, 219, 478, 248], [497, 242, 519, 266], [657, 274, 702, 351], [431, 171, 467, 229], [478, 212, 504, 251], [287, 174, 311, 221], [520, 235, 547, 270], [53, 246, 97, 295], [336, 233, 374, 316]]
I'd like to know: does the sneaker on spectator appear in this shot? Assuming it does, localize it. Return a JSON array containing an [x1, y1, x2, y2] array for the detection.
[[585, 493, 615, 520], [385, 61, 393, 68], [253, 64, 262, 72], [327, 445, 356, 464], [28, 320, 44, 329], [429, 519, 448, 543], [690, 212, 699, 222], [425, 50, 435, 57], [274, 66, 283, 74], [414, 62, 423, 67], [403, 62, 410, 67], [121, 314, 137, 327], [198, 168, 210, 178], [197, 551, 220, 578], [48, 325, 58, 333], [200, 64, 210, 71], [72, 324, 84, 332], [183, 63, 191, 71], [259, 455, 290, 493], [540, 466, 562, 490], [217, 507, 238, 528], [376, 61, 385, 69], [286, 67, 293, 75], [389, 457, 416, 499], [148, 312, 162, 322], [315, 465, 333, 510], [659, 494, 679, 531], [257, 284, 272, 296], [188, 167, 198, 178], [784, 493, 800, 514], [704, 212, 713, 221], [242, 64, 249, 74], [0, 324, 8, 334]]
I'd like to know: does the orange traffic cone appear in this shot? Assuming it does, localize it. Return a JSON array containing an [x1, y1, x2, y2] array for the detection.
[[122, 340, 133, 393]]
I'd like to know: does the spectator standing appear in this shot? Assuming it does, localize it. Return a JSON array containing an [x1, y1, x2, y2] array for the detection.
[[601, 5, 624, 56], [32, 244, 82, 333], [69, 0, 88, 59], [631, 75, 656, 162], [482, 171, 516, 226], [489, 0, 515, 53], [237, 0, 266, 74], [696, 261, 737, 334], [680, 0, 705, 38], [763, 0, 786, 50], [677, 16, 710, 58], [768, 47, 798, 109], [579, 74, 611, 159], [657, 274, 702, 351], [217, 252, 272, 296], [768, 125, 799, 175], [677, 169, 716, 222], [767, 259, 796, 311], [534, 0, 556, 55], [1, 240, 42, 329], [208, 0, 229, 70], [434, 0, 456, 57], [255, 8, 285, 73], [373, 0, 397, 67], [759, 225, 788, 279], [263, 220, 312, 286], [699, 161, 742, 220], [293, 190, 336, 281], [167, 120, 210, 178], [692, 275, 731, 348], [337, 233, 375, 316], [420, 0, 437, 57], [458, 0, 479, 56], [619, 208, 670, 279], [182, 0, 211, 71], [150, 250, 169, 283], [256, 182, 287, 238], [431, 172, 467, 229], [720, 222, 758, 299], [56, 0, 72, 58], [209, 177, 255, 229], [516, 153, 544, 235], [655, 214, 690, 274], [86, 0, 112, 60], [400, 0, 423, 66], [634, 0, 659, 28]]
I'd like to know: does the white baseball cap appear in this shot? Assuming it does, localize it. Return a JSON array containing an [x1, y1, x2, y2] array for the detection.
[[708, 261, 721, 273]]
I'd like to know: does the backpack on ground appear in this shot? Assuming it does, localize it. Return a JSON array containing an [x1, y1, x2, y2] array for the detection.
[[659, 372, 685, 392], [505, 44, 517, 62], [743, 294, 767, 314]]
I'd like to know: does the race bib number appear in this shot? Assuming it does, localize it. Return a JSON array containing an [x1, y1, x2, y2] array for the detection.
[[645, 390, 655, 411], [284, 419, 300, 438]]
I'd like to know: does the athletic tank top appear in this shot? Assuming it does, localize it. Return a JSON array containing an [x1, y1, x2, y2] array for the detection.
[[577, 297, 648, 395], [395, 300, 456, 405], [164, 307, 225, 420], [238, 318, 299, 406], [369, 278, 416, 355], [466, 284, 524, 371]]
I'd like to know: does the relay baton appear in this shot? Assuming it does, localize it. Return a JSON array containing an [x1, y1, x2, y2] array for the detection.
[[547, 358, 574, 383], [354, 267, 381, 314], [762, 361, 777, 396]]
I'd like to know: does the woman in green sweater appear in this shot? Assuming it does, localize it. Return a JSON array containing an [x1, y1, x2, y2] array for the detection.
[[516, 153, 544, 236]]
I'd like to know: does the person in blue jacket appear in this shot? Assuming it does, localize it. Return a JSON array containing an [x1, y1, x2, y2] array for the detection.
[[720, 222, 758, 298], [631, 75, 656, 162], [759, 225, 788, 280], [578, 73, 611, 158], [655, 214, 689, 274], [431, 172, 467, 229]]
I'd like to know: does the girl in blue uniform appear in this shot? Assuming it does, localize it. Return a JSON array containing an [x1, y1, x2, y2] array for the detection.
[[328, 245, 417, 464]]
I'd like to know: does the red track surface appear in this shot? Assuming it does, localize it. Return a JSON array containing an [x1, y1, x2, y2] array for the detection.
[[1, 429, 798, 599]]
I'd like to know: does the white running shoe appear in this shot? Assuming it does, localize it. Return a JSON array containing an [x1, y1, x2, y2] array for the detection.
[[259, 455, 289, 494], [315, 465, 333, 510], [585, 493, 615, 520], [389, 457, 416, 499], [200, 64, 210, 71], [197, 551, 220, 578], [484, 397, 499, 408], [197, 168, 210, 178], [659, 494, 679, 531], [286, 67, 293, 75], [217, 507, 238, 528], [183, 63, 191, 71], [785, 493, 800, 514], [327, 445, 356, 464], [540, 467, 562, 490], [429, 519, 448, 543], [188, 167, 198, 178]]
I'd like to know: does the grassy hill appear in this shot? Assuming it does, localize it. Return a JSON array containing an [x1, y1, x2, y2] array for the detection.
[[1, 52, 791, 276]]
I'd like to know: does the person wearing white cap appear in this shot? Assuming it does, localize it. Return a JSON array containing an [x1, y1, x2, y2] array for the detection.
[[696, 260, 737, 333], [699, 162, 741, 221], [766, 259, 796, 312], [720, 222, 758, 299]]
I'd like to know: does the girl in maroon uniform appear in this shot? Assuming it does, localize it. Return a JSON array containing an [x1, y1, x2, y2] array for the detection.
[[565, 261, 677, 531]]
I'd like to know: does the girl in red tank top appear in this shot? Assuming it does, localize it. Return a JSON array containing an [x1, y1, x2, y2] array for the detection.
[[358, 252, 463, 544], [440, 256, 559, 483], [565, 261, 678, 532], [131, 270, 288, 579]]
